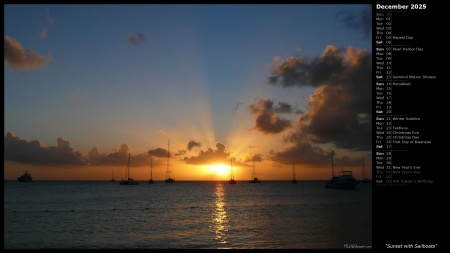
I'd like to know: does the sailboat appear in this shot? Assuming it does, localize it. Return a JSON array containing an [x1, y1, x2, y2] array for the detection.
[[119, 153, 139, 185], [292, 161, 297, 184], [165, 139, 175, 183], [110, 169, 115, 182], [325, 151, 358, 189], [148, 158, 154, 184], [229, 158, 236, 184], [361, 155, 370, 183], [249, 159, 262, 183]]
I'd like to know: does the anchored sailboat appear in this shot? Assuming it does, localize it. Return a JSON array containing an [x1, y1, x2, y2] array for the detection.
[[229, 158, 236, 184], [148, 158, 154, 184], [249, 158, 262, 183], [165, 139, 175, 183], [119, 153, 139, 185], [110, 169, 115, 182], [292, 161, 297, 184]]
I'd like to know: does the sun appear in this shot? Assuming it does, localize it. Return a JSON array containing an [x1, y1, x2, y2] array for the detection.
[[209, 164, 229, 176]]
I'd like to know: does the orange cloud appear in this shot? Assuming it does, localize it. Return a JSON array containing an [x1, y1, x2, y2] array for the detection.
[[4, 36, 52, 70]]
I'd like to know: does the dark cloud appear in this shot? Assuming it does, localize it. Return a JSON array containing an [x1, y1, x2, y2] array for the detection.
[[274, 102, 293, 114], [148, 148, 169, 158], [244, 153, 264, 163], [184, 142, 230, 165], [128, 33, 146, 47], [4, 36, 52, 70], [336, 5, 372, 39], [4, 132, 85, 165], [295, 109, 304, 115], [175, 150, 187, 156], [271, 142, 367, 169], [249, 98, 292, 134], [266, 45, 371, 165], [4, 132, 152, 167], [187, 140, 202, 151]]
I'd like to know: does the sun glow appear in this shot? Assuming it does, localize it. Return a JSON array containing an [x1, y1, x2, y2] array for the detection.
[[209, 164, 230, 176]]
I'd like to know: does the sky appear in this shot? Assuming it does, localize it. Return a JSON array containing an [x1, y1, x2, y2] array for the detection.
[[4, 4, 372, 181]]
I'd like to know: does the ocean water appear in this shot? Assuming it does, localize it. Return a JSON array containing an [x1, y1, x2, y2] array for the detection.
[[4, 180, 372, 249]]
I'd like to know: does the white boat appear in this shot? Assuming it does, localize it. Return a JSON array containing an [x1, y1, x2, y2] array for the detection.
[[17, 171, 34, 182], [119, 153, 139, 185], [229, 158, 236, 184], [165, 139, 175, 183], [292, 161, 297, 184], [325, 151, 358, 189], [249, 159, 262, 183]]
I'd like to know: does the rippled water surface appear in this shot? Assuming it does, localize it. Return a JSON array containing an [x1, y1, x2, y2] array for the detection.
[[4, 180, 372, 249]]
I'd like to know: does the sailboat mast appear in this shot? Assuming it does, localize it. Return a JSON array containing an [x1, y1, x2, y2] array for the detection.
[[293, 161, 296, 180], [150, 158, 153, 179], [230, 158, 233, 180], [331, 151, 335, 177], [252, 158, 255, 179], [127, 153, 131, 179], [362, 155, 365, 179], [167, 139, 170, 179]]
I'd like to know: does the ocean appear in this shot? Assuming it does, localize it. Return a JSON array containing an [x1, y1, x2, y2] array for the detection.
[[4, 180, 372, 249]]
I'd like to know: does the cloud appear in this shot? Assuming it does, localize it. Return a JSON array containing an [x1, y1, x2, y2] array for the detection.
[[4, 132, 153, 167], [40, 28, 48, 39], [128, 32, 146, 47], [336, 5, 372, 39], [266, 45, 371, 165], [4, 36, 52, 70], [187, 140, 202, 151], [270, 142, 366, 168], [244, 153, 264, 163], [184, 142, 230, 165], [4, 132, 85, 165], [248, 98, 292, 134], [274, 101, 293, 114], [40, 8, 54, 39], [88, 144, 151, 167], [148, 147, 169, 158]]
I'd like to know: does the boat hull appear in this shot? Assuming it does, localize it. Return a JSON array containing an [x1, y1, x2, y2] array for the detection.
[[17, 171, 34, 182], [325, 181, 358, 189], [325, 176, 358, 189], [17, 178, 34, 182], [119, 178, 139, 185], [165, 178, 175, 183]]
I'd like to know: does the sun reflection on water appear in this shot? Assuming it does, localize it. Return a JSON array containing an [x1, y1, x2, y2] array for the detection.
[[212, 183, 230, 246]]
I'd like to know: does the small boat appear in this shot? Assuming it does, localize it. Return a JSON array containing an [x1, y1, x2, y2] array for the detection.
[[229, 158, 236, 184], [17, 171, 34, 182], [249, 159, 262, 183], [165, 139, 175, 183], [119, 153, 139, 185], [361, 155, 370, 183], [292, 161, 297, 184], [325, 151, 358, 190], [148, 158, 154, 184]]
